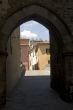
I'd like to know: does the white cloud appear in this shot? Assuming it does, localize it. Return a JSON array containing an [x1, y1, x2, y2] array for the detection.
[[20, 30, 38, 39]]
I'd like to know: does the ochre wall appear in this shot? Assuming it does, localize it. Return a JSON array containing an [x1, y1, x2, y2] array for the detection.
[[38, 43, 50, 70]]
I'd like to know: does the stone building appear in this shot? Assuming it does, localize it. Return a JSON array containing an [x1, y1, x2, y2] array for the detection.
[[0, 0, 73, 108]]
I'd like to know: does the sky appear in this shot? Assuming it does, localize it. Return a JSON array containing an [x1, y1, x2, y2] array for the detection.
[[20, 20, 49, 41]]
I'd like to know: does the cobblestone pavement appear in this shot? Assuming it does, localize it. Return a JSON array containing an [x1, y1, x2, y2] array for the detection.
[[2, 71, 73, 110]]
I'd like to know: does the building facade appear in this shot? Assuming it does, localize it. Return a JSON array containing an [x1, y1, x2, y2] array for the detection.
[[29, 41, 50, 70], [20, 39, 29, 70], [37, 42, 50, 70], [29, 41, 38, 70]]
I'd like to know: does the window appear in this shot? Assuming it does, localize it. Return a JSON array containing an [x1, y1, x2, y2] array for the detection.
[[48, 60, 50, 64], [46, 48, 50, 54]]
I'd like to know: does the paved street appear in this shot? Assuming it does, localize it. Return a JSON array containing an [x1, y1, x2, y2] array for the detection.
[[2, 70, 73, 110], [25, 65, 50, 76], [25, 70, 50, 76]]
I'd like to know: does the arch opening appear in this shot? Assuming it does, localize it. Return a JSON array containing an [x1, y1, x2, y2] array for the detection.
[[6, 20, 50, 92], [1, 5, 73, 107], [20, 20, 50, 74], [6, 16, 64, 96]]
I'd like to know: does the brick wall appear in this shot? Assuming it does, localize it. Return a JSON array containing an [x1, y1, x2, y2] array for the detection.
[[20, 39, 29, 70], [20, 45, 29, 70]]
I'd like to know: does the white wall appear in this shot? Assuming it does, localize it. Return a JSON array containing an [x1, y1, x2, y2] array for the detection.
[[6, 27, 21, 94], [29, 49, 38, 70]]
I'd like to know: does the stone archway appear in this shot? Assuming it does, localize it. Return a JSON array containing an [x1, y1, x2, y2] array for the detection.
[[0, 5, 73, 106]]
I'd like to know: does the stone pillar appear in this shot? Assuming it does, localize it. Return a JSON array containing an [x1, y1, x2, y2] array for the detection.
[[50, 29, 65, 94], [63, 52, 73, 101], [0, 51, 7, 108]]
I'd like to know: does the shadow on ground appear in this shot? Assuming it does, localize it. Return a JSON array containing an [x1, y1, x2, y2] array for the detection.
[[2, 75, 73, 110]]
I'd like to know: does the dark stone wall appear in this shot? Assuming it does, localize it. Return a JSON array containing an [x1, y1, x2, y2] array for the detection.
[[0, 0, 73, 107], [0, 0, 73, 35]]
